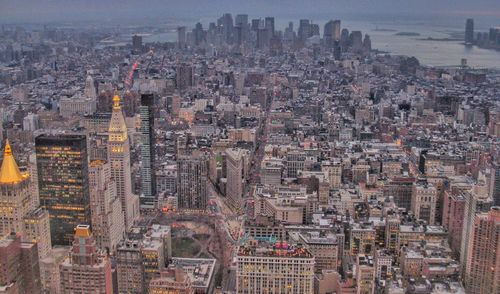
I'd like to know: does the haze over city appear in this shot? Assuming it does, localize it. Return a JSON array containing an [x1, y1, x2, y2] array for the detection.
[[2, 0, 500, 23]]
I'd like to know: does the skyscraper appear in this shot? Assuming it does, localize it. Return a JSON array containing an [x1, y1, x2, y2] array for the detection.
[[460, 178, 492, 276], [132, 34, 143, 53], [492, 162, 500, 206], [465, 18, 474, 45], [0, 140, 52, 264], [324, 20, 336, 48], [176, 63, 194, 91], [298, 19, 311, 42], [235, 14, 249, 45], [220, 13, 234, 44], [177, 154, 208, 210], [464, 207, 500, 293], [89, 160, 125, 252], [0, 140, 31, 237], [140, 94, 156, 209], [323, 20, 342, 48], [36, 134, 91, 245], [84, 75, 97, 100], [265, 16, 275, 40], [177, 26, 186, 48], [59, 225, 113, 293], [225, 148, 249, 209], [108, 93, 139, 230]]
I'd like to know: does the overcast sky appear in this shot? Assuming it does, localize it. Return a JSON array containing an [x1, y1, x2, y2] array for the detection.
[[1, 0, 499, 25]]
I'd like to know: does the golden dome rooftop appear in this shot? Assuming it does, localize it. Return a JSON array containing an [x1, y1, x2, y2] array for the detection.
[[0, 140, 29, 185]]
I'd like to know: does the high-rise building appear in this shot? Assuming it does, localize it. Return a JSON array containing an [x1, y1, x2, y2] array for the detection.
[[84, 75, 97, 100], [383, 177, 414, 211], [324, 20, 336, 48], [0, 140, 32, 237], [256, 20, 268, 49], [116, 239, 145, 294], [177, 26, 186, 48], [59, 225, 113, 293], [176, 64, 193, 91], [236, 239, 315, 293], [177, 154, 208, 210], [225, 148, 249, 209], [265, 17, 275, 39], [492, 162, 500, 206], [192, 22, 205, 46], [23, 207, 51, 260], [464, 207, 500, 293], [140, 94, 156, 208], [36, 134, 91, 245], [411, 181, 437, 225], [116, 225, 171, 293], [108, 93, 139, 230], [298, 19, 311, 42], [132, 34, 143, 53], [465, 18, 474, 44], [0, 232, 42, 294], [220, 13, 234, 44], [89, 160, 125, 252], [460, 178, 492, 276], [442, 190, 466, 256], [235, 14, 249, 45]]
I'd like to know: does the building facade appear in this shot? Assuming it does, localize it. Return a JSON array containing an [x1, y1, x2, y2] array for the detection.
[[108, 93, 139, 230], [236, 240, 315, 294], [88, 160, 125, 252], [36, 134, 91, 245], [140, 94, 156, 208], [177, 154, 208, 210], [59, 225, 113, 293]]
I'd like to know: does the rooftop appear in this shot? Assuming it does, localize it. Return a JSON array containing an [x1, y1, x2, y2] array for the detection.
[[237, 239, 313, 258]]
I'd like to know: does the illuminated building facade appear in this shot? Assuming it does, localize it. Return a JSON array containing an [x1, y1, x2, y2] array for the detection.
[[236, 240, 315, 294], [36, 134, 91, 245], [108, 94, 139, 230], [0, 140, 31, 237], [89, 160, 125, 252]]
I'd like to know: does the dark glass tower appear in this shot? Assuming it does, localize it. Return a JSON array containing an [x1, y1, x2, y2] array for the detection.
[[465, 18, 474, 44], [35, 134, 90, 245], [140, 94, 156, 208]]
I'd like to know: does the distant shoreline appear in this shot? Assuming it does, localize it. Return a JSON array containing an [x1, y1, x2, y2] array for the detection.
[[416, 37, 463, 42], [395, 32, 420, 36]]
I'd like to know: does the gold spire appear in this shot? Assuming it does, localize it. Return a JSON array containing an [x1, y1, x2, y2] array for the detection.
[[0, 140, 27, 184], [113, 91, 121, 109], [109, 91, 128, 142]]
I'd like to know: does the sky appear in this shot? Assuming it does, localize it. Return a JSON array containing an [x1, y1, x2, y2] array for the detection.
[[1, 0, 500, 26]]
